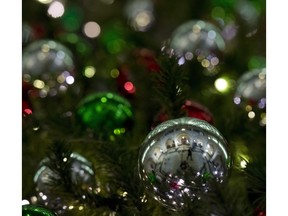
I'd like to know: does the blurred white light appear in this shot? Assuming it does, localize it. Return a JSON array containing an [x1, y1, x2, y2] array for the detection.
[[37, 0, 52, 4], [83, 22, 101, 38], [248, 111, 255, 119], [215, 78, 228, 92], [33, 79, 45, 89], [234, 97, 241, 105], [135, 11, 152, 28], [240, 160, 247, 168], [178, 56, 185, 65], [66, 76, 75, 84], [47, 1, 65, 18], [22, 200, 30, 205]]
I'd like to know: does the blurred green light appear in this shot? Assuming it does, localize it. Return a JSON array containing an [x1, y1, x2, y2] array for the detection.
[[84, 66, 96, 78], [66, 34, 78, 43], [212, 7, 225, 19], [110, 68, 120, 78], [114, 128, 121, 135], [101, 97, 107, 103], [248, 56, 266, 69], [61, 6, 83, 32], [76, 42, 88, 53]]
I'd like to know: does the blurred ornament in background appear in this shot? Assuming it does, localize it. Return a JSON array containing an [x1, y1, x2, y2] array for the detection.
[[163, 20, 226, 75], [234, 0, 261, 37], [134, 48, 160, 72], [210, 6, 238, 43], [234, 68, 266, 107], [77, 92, 134, 138], [23, 23, 36, 46], [22, 39, 75, 98], [22, 22, 48, 47], [22, 204, 57, 216], [124, 0, 155, 32], [116, 64, 136, 98], [34, 152, 96, 214], [254, 207, 266, 216], [22, 81, 37, 117], [139, 117, 231, 210], [99, 22, 129, 55], [248, 56, 266, 70], [56, 33, 93, 60], [233, 68, 266, 126], [152, 100, 214, 129]]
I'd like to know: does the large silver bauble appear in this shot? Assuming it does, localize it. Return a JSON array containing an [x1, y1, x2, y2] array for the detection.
[[138, 117, 231, 210]]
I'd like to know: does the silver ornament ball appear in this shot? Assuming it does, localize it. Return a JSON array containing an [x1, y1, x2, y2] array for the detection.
[[33, 152, 95, 213], [138, 117, 231, 210], [22, 39, 75, 97]]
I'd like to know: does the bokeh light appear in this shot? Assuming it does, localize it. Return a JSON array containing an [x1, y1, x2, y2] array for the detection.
[[124, 81, 136, 94], [37, 0, 52, 4], [215, 77, 229, 92], [83, 21, 101, 38], [47, 1, 65, 18], [83, 66, 96, 78], [124, 0, 155, 32], [110, 68, 120, 78]]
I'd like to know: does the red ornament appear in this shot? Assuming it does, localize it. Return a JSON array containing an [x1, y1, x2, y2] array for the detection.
[[170, 181, 180, 190], [22, 81, 37, 117], [182, 100, 214, 125], [134, 48, 160, 72], [254, 207, 266, 216], [116, 64, 136, 99], [152, 100, 214, 129]]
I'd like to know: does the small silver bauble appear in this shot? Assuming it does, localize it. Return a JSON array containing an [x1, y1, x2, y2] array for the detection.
[[234, 68, 266, 107], [22, 39, 75, 97], [33, 152, 95, 214]]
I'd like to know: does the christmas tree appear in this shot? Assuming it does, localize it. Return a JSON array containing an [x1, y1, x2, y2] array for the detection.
[[19, 0, 271, 215]]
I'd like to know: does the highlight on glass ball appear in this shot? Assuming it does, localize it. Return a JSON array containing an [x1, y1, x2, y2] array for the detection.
[[22, 204, 57, 216], [138, 117, 231, 210], [76, 92, 134, 137], [163, 20, 226, 75], [22, 39, 75, 98], [34, 152, 95, 212], [233, 68, 266, 126]]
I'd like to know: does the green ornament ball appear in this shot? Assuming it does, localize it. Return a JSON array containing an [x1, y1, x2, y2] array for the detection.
[[77, 92, 134, 136], [22, 204, 57, 216]]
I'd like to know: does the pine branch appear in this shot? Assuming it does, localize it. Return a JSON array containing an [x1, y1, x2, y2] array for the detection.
[[152, 50, 189, 119], [242, 155, 266, 211]]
